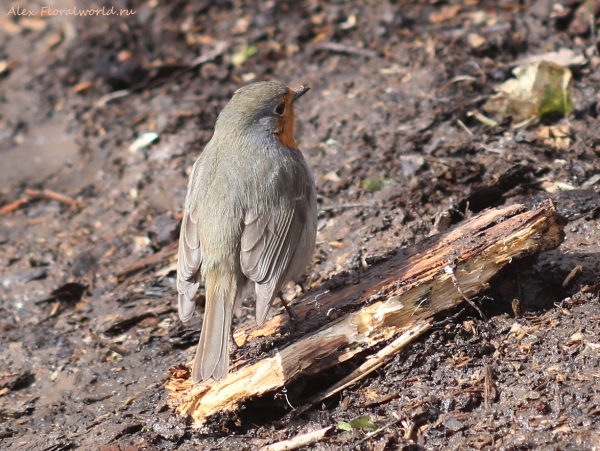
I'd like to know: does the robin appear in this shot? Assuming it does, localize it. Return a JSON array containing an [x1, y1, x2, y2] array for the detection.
[[177, 81, 317, 383]]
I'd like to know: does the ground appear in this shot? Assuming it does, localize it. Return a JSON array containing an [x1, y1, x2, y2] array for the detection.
[[1, 0, 600, 450]]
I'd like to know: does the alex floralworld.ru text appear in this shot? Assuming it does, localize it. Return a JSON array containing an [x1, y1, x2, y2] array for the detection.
[[7, 5, 136, 17]]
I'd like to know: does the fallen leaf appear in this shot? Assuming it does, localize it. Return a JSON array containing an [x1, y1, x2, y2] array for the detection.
[[467, 33, 485, 49], [129, 132, 159, 153], [568, 332, 584, 344], [430, 5, 461, 23], [515, 48, 587, 68], [484, 61, 572, 124], [232, 17, 250, 34], [349, 415, 379, 431], [359, 176, 393, 192], [536, 124, 571, 149], [231, 42, 258, 67]]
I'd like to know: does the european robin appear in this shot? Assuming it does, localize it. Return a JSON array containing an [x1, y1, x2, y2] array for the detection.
[[177, 81, 317, 382]]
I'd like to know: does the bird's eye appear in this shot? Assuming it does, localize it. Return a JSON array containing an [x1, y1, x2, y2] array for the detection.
[[274, 103, 286, 115]]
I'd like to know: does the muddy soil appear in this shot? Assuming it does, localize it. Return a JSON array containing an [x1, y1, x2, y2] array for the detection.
[[1, 0, 600, 450]]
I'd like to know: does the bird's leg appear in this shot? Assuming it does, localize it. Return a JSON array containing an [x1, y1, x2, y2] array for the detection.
[[229, 324, 245, 351], [231, 289, 251, 352], [279, 294, 298, 325]]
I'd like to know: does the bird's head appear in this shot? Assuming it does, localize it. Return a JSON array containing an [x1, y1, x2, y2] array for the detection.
[[215, 81, 310, 150]]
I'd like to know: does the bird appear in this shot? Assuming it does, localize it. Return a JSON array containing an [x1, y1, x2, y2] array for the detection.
[[177, 81, 317, 383]]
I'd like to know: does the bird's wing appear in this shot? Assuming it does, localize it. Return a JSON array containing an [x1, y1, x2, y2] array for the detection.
[[240, 164, 313, 324], [176, 167, 203, 323]]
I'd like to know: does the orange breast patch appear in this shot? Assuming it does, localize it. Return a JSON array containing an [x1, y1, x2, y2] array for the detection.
[[275, 89, 300, 151]]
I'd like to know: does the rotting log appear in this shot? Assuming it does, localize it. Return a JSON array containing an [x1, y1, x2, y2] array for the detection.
[[166, 200, 566, 427]]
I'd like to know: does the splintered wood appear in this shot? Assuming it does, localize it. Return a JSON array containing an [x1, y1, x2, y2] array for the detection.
[[166, 200, 566, 427]]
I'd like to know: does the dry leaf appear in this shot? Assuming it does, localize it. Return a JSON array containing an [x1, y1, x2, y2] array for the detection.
[[73, 82, 93, 93], [484, 61, 572, 125], [467, 33, 485, 49], [536, 124, 571, 149], [430, 5, 461, 23], [515, 48, 586, 68]]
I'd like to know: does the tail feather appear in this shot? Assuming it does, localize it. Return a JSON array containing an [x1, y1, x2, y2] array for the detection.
[[192, 271, 240, 382]]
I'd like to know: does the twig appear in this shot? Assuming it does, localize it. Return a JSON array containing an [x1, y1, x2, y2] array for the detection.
[[432, 308, 465, 327], [456, 119, 473, 136], [115, 242, 178, 282], [513, 116, 538, 130], [309, 322, 431, 405], [313, 42, 378, 58], [562, 264, 583, 288], [0, 197, 28, 215], [0, 188, 78, 216], [467, 60, 487, 87], [590, 0, 598, 56], [320, 203, 380, 212], [440, 75, 478, 92], [356, 414, 403, 447], [403, 418, 417, 440], [484, 365, 496, 409], [259, 426, 332, 451], [94, 89, 130, 106], [37, 301, 63, 325], [24, 188, 77, 206], [467, 110, 498, 127], [445, 264, 487, 320]]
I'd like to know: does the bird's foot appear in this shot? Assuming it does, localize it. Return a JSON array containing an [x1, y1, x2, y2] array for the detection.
[[280, 297, 298, 332]]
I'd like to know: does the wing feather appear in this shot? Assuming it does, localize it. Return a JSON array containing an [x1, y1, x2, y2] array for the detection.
[[240, 163, 313, 324], [177, 202, 203, 322]]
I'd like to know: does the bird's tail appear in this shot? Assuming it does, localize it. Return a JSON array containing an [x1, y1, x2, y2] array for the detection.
[[192, 270, 242, 382]]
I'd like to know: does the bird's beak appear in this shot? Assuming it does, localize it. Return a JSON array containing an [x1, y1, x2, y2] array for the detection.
[[292, 86, 310, 102]]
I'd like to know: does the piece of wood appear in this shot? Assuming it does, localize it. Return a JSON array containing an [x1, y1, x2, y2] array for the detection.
[[115, 242, 178, 282], [0, 188, 79, 216], [259, 426, 332, 451], [308, 321, 432, 405], [24, 188, 78, 206], [165, 200, 566, 427], [0, 197, 28, 215]]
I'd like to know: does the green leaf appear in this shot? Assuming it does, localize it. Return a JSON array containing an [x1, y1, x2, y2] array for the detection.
[[231, 43, 258, 67], [349, 416, 379, 431], [338, 421, 352, 431], [359, 177, 393, 192], [109, 351, 123, 361]]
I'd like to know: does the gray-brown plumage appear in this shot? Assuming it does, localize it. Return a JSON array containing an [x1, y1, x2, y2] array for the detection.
[[177, 81, 317, 382]]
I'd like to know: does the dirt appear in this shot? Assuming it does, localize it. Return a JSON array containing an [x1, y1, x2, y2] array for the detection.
[[1, 0, 600, 450]]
